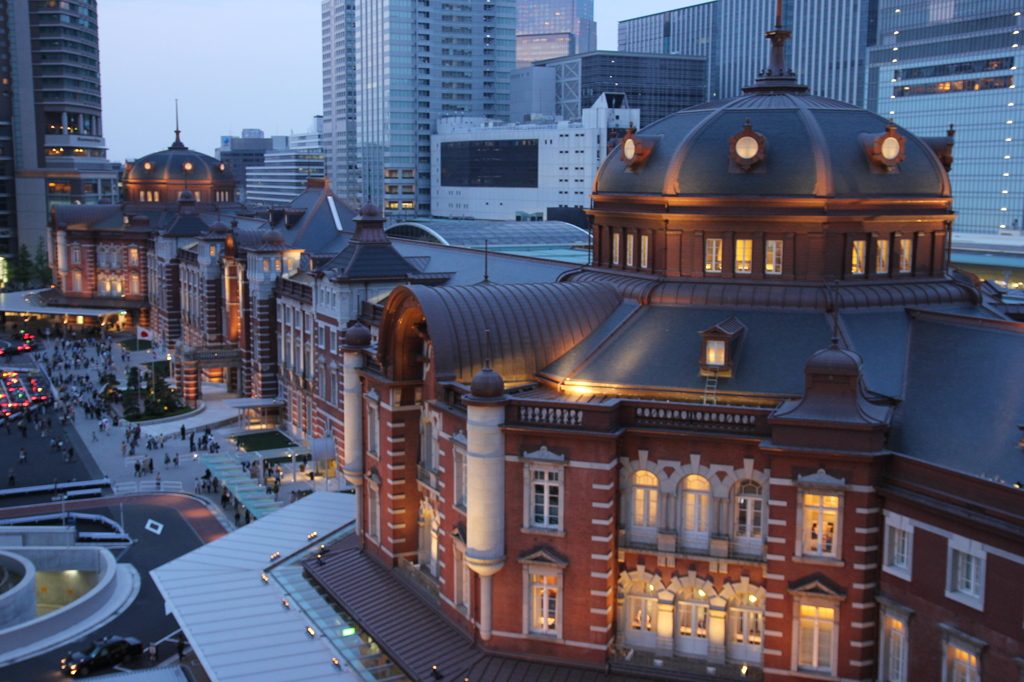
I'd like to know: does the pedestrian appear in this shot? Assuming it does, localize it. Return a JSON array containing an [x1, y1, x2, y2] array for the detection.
[[156, 472, 162, 490], [18, 448, 26, 465], [234, 509, 240, 526], [173, 453, 179, 467], [176, 636, 186, 660], [180, 424, 186, 440], [7, 469, 14, 487], [148, 458, 154, 474], [147, 642, 157, 663], [244, 509, 250, 524], [134, 461, 141, 477], [194, 477, 201, 493], [164, 453, 170, 469]]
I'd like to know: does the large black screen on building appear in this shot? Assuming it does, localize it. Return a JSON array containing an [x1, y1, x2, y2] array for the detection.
[[440, 139, 538, 188]]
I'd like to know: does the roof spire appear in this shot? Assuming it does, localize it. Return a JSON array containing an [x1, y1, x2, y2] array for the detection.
[[483, 239, 490, 283], [170, 99, 187, 149], [742, 0, 808, 94]]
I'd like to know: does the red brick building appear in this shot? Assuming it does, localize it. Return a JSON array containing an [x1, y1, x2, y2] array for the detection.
[[315, 27, 1024, 682]]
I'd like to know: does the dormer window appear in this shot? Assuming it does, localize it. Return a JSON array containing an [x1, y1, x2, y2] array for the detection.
[[699, 316, 745, 377], [706, 340, 726, 366]]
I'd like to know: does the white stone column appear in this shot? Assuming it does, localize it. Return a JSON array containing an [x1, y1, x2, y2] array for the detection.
[[342, 347, 364, 534], [464, 393, 507, 641], [55, 230, 67, 274]]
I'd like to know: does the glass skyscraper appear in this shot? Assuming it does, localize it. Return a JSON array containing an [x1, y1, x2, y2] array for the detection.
[[323, 0, 516, 215], [516, 0, 597, 68], [619, 0, 1021, 237], [871, 0, 1021, 235]]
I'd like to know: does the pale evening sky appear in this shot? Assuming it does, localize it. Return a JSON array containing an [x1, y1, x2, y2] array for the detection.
[[98, 0, 704, 163]]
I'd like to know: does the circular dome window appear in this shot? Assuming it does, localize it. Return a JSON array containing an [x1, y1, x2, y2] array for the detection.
[[183, 161, 194, 172]]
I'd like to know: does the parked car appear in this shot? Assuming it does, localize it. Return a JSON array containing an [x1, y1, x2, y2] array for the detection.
[[60, 636, 143, 676]]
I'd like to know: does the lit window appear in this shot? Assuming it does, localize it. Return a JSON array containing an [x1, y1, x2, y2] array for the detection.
[[529, 572, 560, 635], [209, 245, 216, 257], [706, 340, 726, 366], [765, 239, 783, 274], [899, 238, 913, 273], [633, 470, 658, 528], [798, 604, 835, 672], [677, 586, 709, 652], [851, 240, 866, 274], [803, 493, 840, 557], [625, 233, 635, 267], [640, 235, 649, 269], [262, 258, 269, 272], [945, 644, 980, 682], [71, 270, 82, 292], [129, 273, 140, 294], [612, 232, 621, 265], [734, 480, 763, 539], [705, 238, 722, 272], [532, 469, 561, 529], [625, 580, 658, 641], [681, 475, 710, 545], [729, 592, 764, 661], [876, 239, 890, 273], [735, 239, 752, 273], [881, 615, 908, 682]]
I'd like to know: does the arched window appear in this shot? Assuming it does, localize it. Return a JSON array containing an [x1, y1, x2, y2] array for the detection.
[[675, 585, 710, 656], [734, 480, 763, 539], [418, 503, 439, 577], [681, 475, 710, 548], [633, 470, 659, 529], [129, 272, 140, 294], [624, 579, 658, 649], [728, 591, 764, 664]]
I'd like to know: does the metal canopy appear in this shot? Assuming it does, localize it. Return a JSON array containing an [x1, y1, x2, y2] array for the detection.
[[151, 492, 359, 682], [0, 290, 124, 317]]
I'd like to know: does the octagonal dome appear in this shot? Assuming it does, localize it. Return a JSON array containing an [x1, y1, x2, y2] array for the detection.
[[126, 137, 234, 184], [594, 92, 950, 199]]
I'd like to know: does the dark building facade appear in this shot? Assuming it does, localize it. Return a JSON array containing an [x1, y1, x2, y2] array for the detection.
[[306, 22, 1024, 682]]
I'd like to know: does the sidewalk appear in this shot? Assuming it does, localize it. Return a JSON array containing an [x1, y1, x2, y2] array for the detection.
[[31, 332, 337, 530]]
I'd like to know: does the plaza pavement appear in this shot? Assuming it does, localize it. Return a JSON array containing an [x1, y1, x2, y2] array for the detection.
[[22, 329, 339, 529]]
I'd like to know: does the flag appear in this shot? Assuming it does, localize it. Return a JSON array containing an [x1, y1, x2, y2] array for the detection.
[[137, 327, 152, 341]]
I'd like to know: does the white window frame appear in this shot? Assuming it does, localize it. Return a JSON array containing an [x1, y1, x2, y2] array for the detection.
[[453, 437, 467, 511], [626, 233, 635, 267], [939, 624, 984, 682], [879, 606, 910, 682], [798, 490, 842, 560], [899, 237, 914, 273], [735, 238, 752, 273], [765, 239, 783, 275], [453, 544, 471, 612], [945, 536, 986, 611], [734, 480, 764, 540], [796, 602, 838, 674], [640, 235, 649, 269], [366, 400, 380, 457], [612, 232, 621, 265], [525, 566, 562, 638], [883, 511, 914, 581], [851, 239, 867, 275], [680, 474, 711, 550], [876, 238, 890, 274], [632, 469, 659, 531], [530, 467, 562, 530], [128, 247, 139, 266], [705, 238, 722, 273], [367, 481, 381, 542], [706, 339, 726, 366]]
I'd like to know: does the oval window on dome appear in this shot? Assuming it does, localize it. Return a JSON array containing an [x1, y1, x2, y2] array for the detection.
[[735, 136, 759, 160], [623, 138, 636, 160], [143, 161, 153, 172], [880, 136, 901, 160], [183, 161, 194, 172], [218, 162, 226, 172]]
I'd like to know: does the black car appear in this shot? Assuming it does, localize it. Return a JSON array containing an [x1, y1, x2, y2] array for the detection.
[[60, 636, 143, 676]]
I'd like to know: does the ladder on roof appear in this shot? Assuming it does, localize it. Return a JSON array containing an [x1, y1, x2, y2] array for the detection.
[[703, 368, 719, 406]]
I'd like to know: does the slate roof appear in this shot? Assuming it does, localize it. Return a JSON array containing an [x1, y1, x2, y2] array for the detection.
[[318, 210, 421, 281], [271, 180, 357, 252]]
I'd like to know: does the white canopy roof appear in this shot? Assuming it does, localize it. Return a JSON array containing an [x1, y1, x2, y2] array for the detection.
[[151, 492, 358, 682]]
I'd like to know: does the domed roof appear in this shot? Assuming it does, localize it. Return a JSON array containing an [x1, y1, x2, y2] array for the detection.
[[594, 95, 948, 199], [805, 343, 861, 376], [261, 229, 286, 247], [470, 364, 505, 399], [208, 218, 230, 235], [594, 24, 949, 200], [344, 322, 372, 348], [126, 133, 234, 184]]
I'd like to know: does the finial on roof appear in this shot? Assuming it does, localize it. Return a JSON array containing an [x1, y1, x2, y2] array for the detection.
[[742, 0, 808, 94], [483, 240, 490, 283], [170, 99, 186, 149]]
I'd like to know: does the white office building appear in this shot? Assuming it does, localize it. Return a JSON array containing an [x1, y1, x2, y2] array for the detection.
[[431, 93, 637, 220], [246, 119, 326, 207]]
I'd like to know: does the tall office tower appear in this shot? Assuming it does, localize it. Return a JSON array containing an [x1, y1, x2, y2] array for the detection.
[[322, 0, 360, 206], [516, 0, 597, 68], [870, 1, 1021, 236], [354, 0, 516, 215], [619, 0, 870, 106], [7, 0, 119, 262], [525, 52, 706, 128], [617, 1, 719, 99], [247, 118, 326, 206], [0, 3, 15, 265], [215, 130, 288, 201]]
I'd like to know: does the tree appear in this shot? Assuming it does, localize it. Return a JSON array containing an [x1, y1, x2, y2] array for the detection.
[[33, 238, 51, 286], [7, 244, 33, 289]]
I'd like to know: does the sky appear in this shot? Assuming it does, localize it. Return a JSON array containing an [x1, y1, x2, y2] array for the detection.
[[98, 0, 703, 163]]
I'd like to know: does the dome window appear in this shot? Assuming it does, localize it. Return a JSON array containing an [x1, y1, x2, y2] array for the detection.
[[619, 125, 656, 171], [143, 161, 153, 172], [862, 121, 906, 172], [218, 163, 226, 172], [729, 120, 767, 172], [183, 161, 194, 172]]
